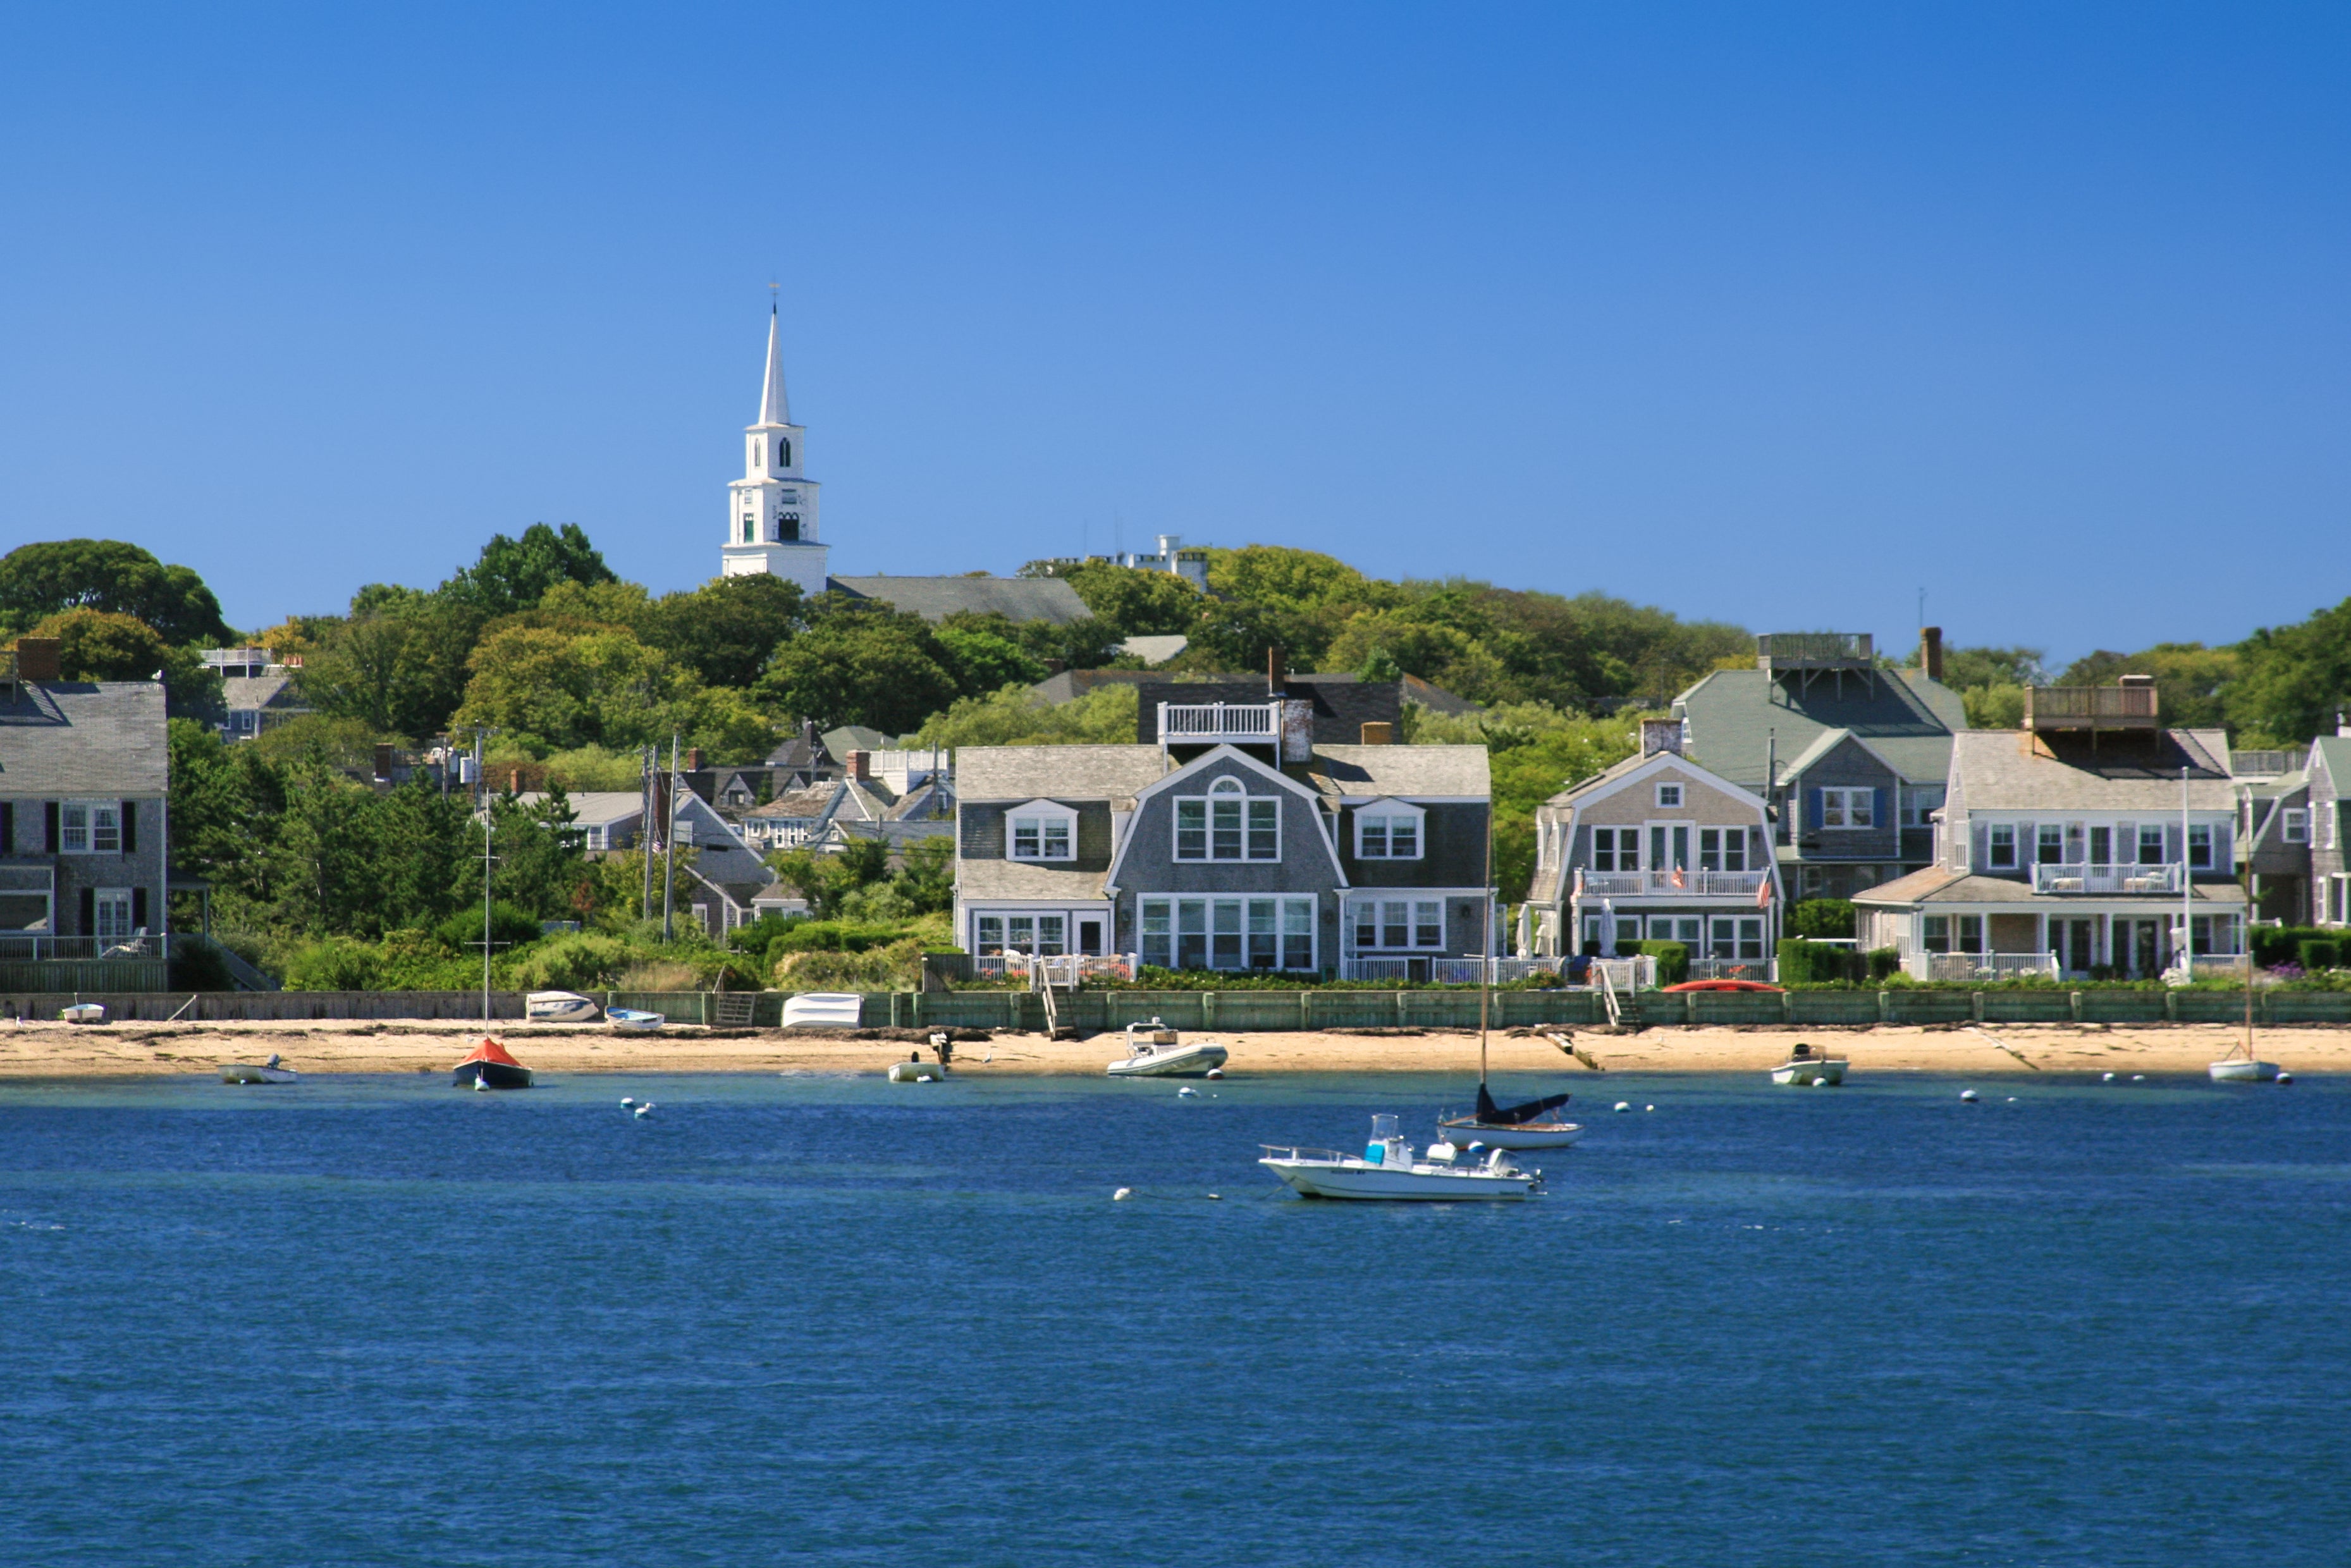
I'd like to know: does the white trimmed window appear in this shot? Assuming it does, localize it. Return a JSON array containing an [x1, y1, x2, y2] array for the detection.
[[1349, 898, 1444, 951], [1820, 788, 1873, 829], [1697, 827, 1748, 872], [1355, 800, 1423, 859], [1590, 826, 1636, 872], [1655, 783, 1683, 807], [1007, 800, 1077, 862], [2284, 807, 2311, 844], [1139, 895, 1313, 971], [1987, 824, 2018, 870], [1173, 776, 1279, 862], [92, 888, 134, 940], [61, 802, 121, 855]]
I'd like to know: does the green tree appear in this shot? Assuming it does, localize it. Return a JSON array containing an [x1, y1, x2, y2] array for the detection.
[[640, 574, 804, 689], [1409, 702, 1642, 900], [755, 601, 960, 735], [2056, 643, 2238, 730], [0, 538, 235, 644], [934, 621, 1049, 694], [23, 608, 221, 720], [1021, 560, 1203, 636], [2231, 597, 2351, 744], [297, 588, 484, 740], [439, 523, 615, 617], [911, 682, 1139, 747]]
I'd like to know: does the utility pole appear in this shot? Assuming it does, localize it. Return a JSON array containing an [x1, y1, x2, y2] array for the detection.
[[641, 742, 656, 921], [661, 732, 681, 943]]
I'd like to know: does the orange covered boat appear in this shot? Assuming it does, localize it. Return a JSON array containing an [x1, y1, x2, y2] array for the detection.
[[453, 1037, 534, 1090]]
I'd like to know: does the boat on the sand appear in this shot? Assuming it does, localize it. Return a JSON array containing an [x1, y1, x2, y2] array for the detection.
[[606, 1008, 665, 1032], [221, 1053, 298, 1084], [526, 990, 600, 1024], [453, 1038, 534, 1089], [1107, 1019, 1229, 1077], [1260, 1114, 1540, 1202]]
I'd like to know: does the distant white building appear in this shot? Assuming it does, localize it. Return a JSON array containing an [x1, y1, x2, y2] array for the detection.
[[719, 307, 830, 594], [1105, 534, 1210, 589]]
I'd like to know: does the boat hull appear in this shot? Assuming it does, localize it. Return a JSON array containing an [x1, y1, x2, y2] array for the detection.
[[2209, 1059, 2280, 1082], [888, 1060, 947, 1082], [1108, 1043, 1229, 1077], [1772, 1060, 1847, 1085], [453, 1062, 534, 1089], [221, 1065, 297, 1084], [607, 1010, 665, 1032], [1260, 1156, 1535, 1201], [1437, 1117, 1583, 1149], [525, 991, 601, 1024]]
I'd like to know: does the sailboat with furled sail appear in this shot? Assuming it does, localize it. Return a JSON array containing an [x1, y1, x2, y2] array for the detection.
[[1437, 805, 1583, 1149]]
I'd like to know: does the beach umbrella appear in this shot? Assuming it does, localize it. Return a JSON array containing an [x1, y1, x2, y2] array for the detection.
[[1599, 900, 1618, 959]]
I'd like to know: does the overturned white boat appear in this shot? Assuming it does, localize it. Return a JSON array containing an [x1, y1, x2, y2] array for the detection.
[[526, 990, 601, 1024], [783, 992, 866, 1029], [1771, 1041, 1847, 1086], [1260, 1115, 1540, 1202], [606, 1008, 665, 1032], [1107, 1019, 1228, 1077]]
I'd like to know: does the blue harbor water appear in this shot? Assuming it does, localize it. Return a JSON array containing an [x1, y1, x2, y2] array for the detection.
[[3, 1067, 2347, 1565]]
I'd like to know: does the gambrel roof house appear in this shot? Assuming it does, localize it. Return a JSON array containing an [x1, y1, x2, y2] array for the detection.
[[1852, 720, 2247, 981], [953, 735, 1492, 980], [1523, 721, 1782, 972]]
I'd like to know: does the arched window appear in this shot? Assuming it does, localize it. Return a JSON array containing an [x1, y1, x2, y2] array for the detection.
[[780, 512, 800, 541], [778, 439, 791, 466]]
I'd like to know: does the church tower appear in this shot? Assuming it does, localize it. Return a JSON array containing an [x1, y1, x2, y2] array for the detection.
[[720, 307, 830, 592]]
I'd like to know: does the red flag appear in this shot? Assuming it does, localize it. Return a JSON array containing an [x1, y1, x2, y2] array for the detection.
[[1670, 865, 1686, 890], [1755, 874, 1773, 909]]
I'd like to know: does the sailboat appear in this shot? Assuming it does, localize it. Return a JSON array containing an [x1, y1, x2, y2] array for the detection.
[[2196, 766, 2281, 1084], [453, 1038, 534, 1089], [1436, 814, 1583, 1149]]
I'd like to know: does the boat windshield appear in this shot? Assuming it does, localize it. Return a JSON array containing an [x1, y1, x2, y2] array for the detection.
[[1370, 1113, 1399, 1141]]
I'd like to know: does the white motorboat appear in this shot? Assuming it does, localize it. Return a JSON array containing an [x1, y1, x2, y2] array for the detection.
[[1260, 1115, 1540, 1201], [1107, 1018, 1229, 1077], [888, 1057, 948, 1082], [59, 1003, 106, 1024], [221, 1053, 297, 1084], [1771, 1042, 1847, 1086], [1438, 1084, 1583, 1149], [783, 992, 865, 1029], [526, 990, 601, 1024], [2209, 1057, 2280, 1083], [607, 1008, 665, 1032]]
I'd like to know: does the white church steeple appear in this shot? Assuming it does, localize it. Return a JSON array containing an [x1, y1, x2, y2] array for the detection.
[[720, 304, 830, 594]]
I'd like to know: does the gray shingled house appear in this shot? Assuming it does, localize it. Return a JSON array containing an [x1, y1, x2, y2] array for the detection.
[[2231, 744, 2311, 924], [1673, 632, 1965, 900], [2303, 732, 2351, 926], [1853, 694, 2247, 979], [0, 670, 173, 988], [952, 701, 1492, 978]]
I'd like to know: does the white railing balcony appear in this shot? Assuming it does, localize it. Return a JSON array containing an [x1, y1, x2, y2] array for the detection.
[[2030, 862, 2183, 895], [1904, 952, 2059, 983], [1158, 701, 1279, 743], [1687, 957, 1777, 983], [1577, 869, 1770, 899], [0, 933, 171, 962]]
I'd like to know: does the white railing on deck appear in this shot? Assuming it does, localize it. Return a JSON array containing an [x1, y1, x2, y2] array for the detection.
[[1904, 952, 2059, 982], [2031, 862, 2183, 895], [1588, 955, 1659, 993], [1158, 701, 1278, 742], [1342, 956, 1563, 984], [1687, 957, 1777, 983], [1577, 869, 1771, 898], [0, 933, 170, 962]]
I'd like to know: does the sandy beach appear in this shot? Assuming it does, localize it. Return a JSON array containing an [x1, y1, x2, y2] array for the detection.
[[0, 1017, 2340, 1079]]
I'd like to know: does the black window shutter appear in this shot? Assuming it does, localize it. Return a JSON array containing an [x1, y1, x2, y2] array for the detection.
[[47, 801, 61, 854], [78, 886, 94, 934], [0, 800, 11, 851], [121, 801, 137, 855], [132, 887, 149, 930]]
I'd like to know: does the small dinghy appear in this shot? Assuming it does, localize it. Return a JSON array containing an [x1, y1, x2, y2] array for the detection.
[[606, 1009, 665, 1032], [221, 1053, 298, 1085], [59, 1003, 106, 1025], [1771, 1041, 1847, 1086], [1107, 1018, 1229, 1077], [888, 1054, 947, 1082], [526, 990, 601, 1024], [453, 1037, 534, 1089], [782, 992, 865, 1029], [1439, 1084, 1583, 1149], [1261, 1114, 1539, 1202]]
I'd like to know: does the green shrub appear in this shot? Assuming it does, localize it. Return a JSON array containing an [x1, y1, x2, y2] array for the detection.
[[505, 931, 631, 991], [1865, 946, 1901, 982], [433, 902, 544, 955], [775, 938, 925, 991], [2252, 925, 2336, 967], [768, 919, 910, 957], [2298, 938, 2342, 972], [1778, 938, 1862, 985], [281, 937, 383, 991], [726, 912, 806, 955], [1631, 940, 1688, 986], [1788, 898, 1856, 940]]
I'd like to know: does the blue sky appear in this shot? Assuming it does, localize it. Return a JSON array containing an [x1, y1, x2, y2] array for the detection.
[[3, 3, 2347, 666]]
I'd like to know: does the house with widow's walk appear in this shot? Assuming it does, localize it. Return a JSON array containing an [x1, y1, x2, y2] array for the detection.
[[1852, 679, 2247, 979], [1523, 719, 1783, 973], [952, 664, 1493, 978]]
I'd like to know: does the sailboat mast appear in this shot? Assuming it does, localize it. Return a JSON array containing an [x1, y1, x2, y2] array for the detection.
[[1480, 788, 1494, 1086]]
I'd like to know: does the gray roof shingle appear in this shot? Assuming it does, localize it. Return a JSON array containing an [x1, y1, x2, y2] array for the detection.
[[0, 682, 169, 797], [957, 745, 1169, 803], [1951, 728, 2233, 811], [1676, 666, 1963, 787], [830, 575, 1093, 625], [1306, 745, 1490, 798]]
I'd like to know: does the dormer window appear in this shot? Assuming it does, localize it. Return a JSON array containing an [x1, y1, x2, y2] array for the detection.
[[1007, 800, 1076, 861], [1355, 799, 1425, 859], [1175, 776, 1279, 862], [1655, 783, 1683, 808]]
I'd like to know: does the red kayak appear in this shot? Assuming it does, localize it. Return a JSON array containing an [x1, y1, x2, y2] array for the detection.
[[453, 1037, 534, 1089]]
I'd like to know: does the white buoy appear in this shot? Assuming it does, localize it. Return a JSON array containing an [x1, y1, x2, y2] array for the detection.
[[1645, 1103, 1656, 1111], [2278, 1072, 2295, 1086], [1177, 1086, 1197, 1097], [1205, 1067, 1224, 1079], [472, 1075, 490, 1092], [2132, 1074, 2145, 1082], [1206, 1193, 1221, 1201], [2007, 1096, 2018, 1103], [1960, 1089, 1979, 1102], [1812, 1077, 1832, 1087], [634, 1101, 653, 1118], [620, 1096, 635, 1108], [1113, 1187, 1132, 1201], [2101, 1072, 2115, 1082], [1613, 1101, 1631, 1113]]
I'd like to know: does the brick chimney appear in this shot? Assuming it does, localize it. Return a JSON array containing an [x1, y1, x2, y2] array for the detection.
[[687, 747, 704, 772], [1640, 718, 1684, 757], [1267, 644, 1287, 697], [849, 750, 871, 783], [509, 768, 522, 794], [1920, 626, 1944, 682], [1360, 721, 1394, 745], [12, 637, 61, 682]]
